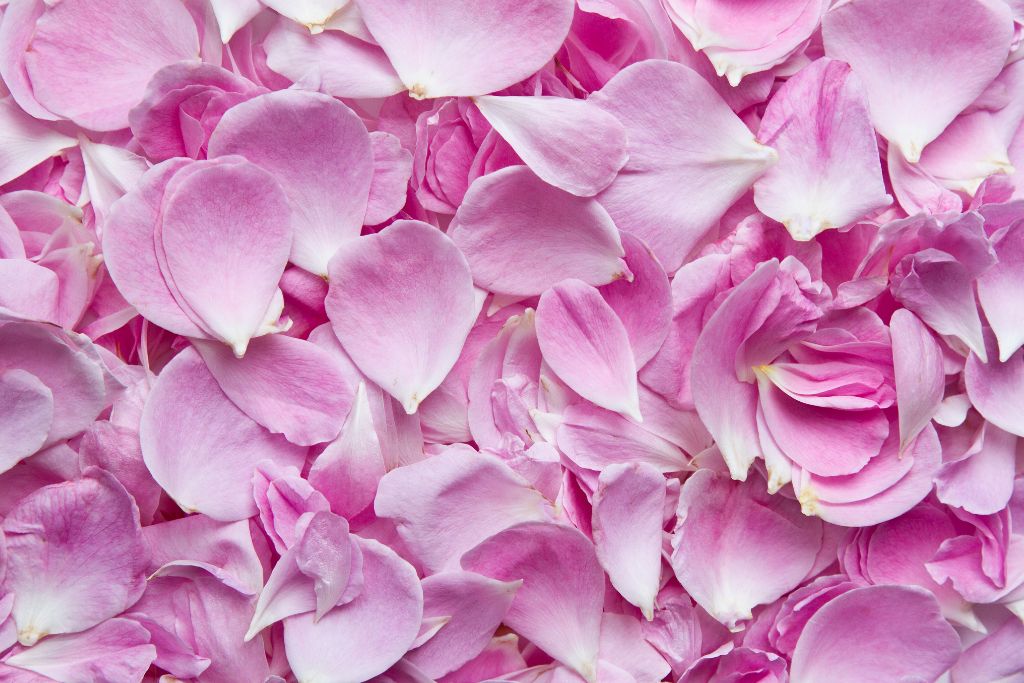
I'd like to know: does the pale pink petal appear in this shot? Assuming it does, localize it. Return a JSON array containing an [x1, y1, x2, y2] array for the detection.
[[890, 308, 945, 449], [79, 421, 162, 525], [952, 612, 1024, 683], [375, 447, 552, 573], [978, 221, 1024, 361], [139, 347, 306, 521], [22, 0, 200, 131], [284, 538, 423, 683], [598, 232, 672, 368], [407, 571, 520, 678], [556, 402, 689, 473], [0, 97, 74, 186], [295, 512, 364, 619], [592, 463, 666, 620], [822, 0, 1014, 161], [462, 522, 604, 681], [354, 0, 573, 98], [326, 220, 477, 414], [1, 618, 155, 683], [670, 470, 823, 629], [754, 58, 891, 240], [195, 334, 354, 447], [473, 95, 627, 196], [78, 136, 149, 223], [262, 0, 350, 31], [598, 612, 672, 683], [789, 585, 960, 683], [208, 89, 373, 276], [252, 461, 329, 553], [591, 60, 777, 272], [965, 329, 1024, 436], [438, 634, 528, 683], [309, 382, 387, 520], [887, 144, 965, 215], [450, 166, 629, 297], [936, 424, 1017, 515], [208, 0, 262, 42], [536, 279, 641, 421], [1, 469, 146, 645], [264, 19, 404, 99], [0, 369, 53, 474], [365, 131, 413, 226], [0, 0, 59, 122]]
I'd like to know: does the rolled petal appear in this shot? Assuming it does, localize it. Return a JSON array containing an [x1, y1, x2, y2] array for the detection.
[[891, 309, 945, 449], [462, 522, 604, 681], [284, 538, 423, 683], [474, 95, 627, 196], [591, 60, 777, 272], [326, 220, 477, 414], [451, 166, 629, 297], [22, 0, 200, 131], [978, 221, 1024, 361], [789, 585, 960, 683], [375, 448, 552, 573], [670, 470, 823, 629], [208, 90, 373, 276], [407, 571, 520, 678], [536, 279, 641, 420], [140, 347, 306, 521], [592, 463, 666, 620], [195, 334, 354, 447], [354, 0, 573, 98], [754, 58, 890, 240], [1, 469, 147, 646], [821, 0, 1014, 161]]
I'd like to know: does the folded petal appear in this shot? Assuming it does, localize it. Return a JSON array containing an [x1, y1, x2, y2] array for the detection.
[[891, 308, 945, 449], [284, 538, 423, 683], [821, 0, 1014, 161], [407, 571, 520, 678], [462, 522, 604, 681], [451, 166, 629, 297], [354, 0, 573, 98], [209, 90, 373, 276], [536, 279, 641, 420], [474, 95, 627, 196], [754, 58, 890, 240], [670, 470, 823, 629], [789, 585, 960, 683], [195, 334, 353, 447], [326, 220, 477, 414], [375, 447, 552, 573], [978, 221, 1024, 362], [591, 60, 777, 272], [965, 331, 1024, 437], [22, 0, 200, 131], [1, 469, 147, 645], [1, 618, 155, 683], [593, 463, 666, 620], [140, 347, 306, 521]]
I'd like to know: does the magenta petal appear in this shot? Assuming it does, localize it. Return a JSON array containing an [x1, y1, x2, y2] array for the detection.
[[462, 522, 604, 681], [451, 166, 629, 297], [789, 585, 960, 683], [890, 309, 945, 449], [2, 618, 155, 683], [140, 347, 306, 521], [196, 334, 353, 447], [326, 220, 477, 414], [283, 538, 423, 683], [474, 95, 628, 197], [209, 90, 373, 276], [1, 469, 146, 645], [592, 462, 666, 619], [354, 0, 573, 98], [536, 279, 641, 421]]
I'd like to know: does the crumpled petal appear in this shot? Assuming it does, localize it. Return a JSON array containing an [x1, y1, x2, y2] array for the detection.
[[462, 522, 604, 682], [451, 166, 629, 297], [822, 0, 1014, 161], [354, 0, 573, 98], [208, 89, 373, 276], [140, 347, 306, 521], [754, 58, 891, 240]]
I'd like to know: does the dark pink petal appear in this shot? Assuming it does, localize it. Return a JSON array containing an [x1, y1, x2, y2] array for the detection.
[[451, 166, 629, 297], [1, 469, 146, 645], [354, 0, 573, 98], [462, 522, 604, 681], [789, 585, 960, 683], [326, 220, 477, 414], [140, 347, 306, 521], [209, 90, 373, 276]]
